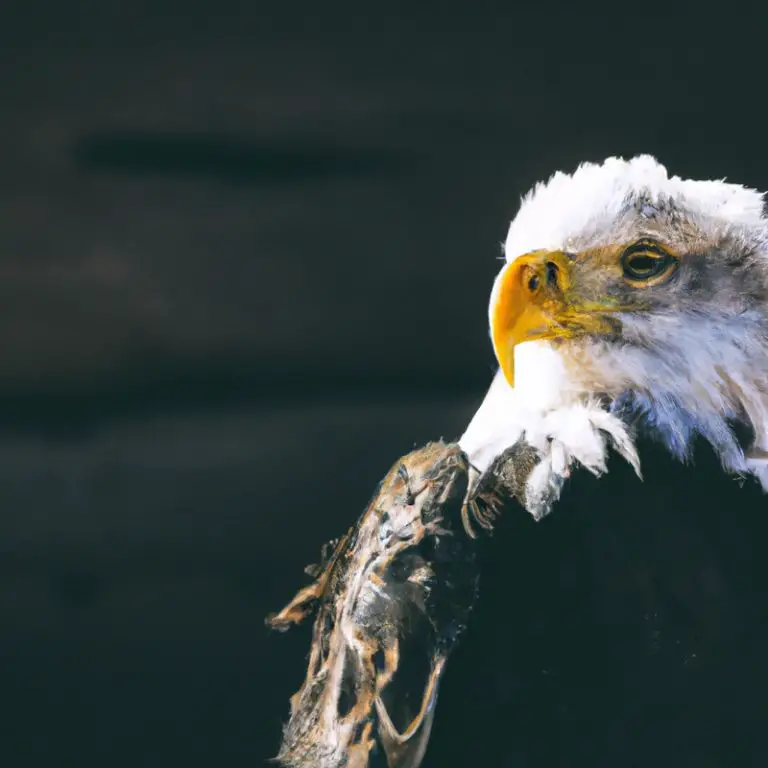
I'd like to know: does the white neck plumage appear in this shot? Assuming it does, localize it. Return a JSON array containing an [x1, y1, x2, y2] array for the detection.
[[459, 335, 768, 519]]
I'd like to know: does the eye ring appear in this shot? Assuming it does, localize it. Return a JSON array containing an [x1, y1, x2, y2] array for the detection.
[[620, 240, 678, 286]]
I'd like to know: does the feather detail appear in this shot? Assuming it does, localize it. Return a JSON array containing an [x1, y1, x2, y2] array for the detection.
[[463, 154, 768, 515]]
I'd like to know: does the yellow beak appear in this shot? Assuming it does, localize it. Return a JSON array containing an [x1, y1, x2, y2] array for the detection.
[[490, 250, 617, 387]]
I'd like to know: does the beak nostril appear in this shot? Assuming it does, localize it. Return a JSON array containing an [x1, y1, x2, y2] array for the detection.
[[546, 261, 559, 287]]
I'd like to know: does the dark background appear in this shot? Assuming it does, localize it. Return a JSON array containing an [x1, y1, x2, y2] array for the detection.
[[3, 3, 768, 766]]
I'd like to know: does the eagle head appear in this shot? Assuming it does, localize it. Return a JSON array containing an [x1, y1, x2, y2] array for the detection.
[[462, 155, 768, 512]]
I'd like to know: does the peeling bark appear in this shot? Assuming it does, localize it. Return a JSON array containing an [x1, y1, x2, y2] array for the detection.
[[267, 439, 536, 767]]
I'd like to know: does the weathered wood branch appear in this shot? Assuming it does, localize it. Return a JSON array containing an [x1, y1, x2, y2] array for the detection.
[[266, 439, 538, 768]]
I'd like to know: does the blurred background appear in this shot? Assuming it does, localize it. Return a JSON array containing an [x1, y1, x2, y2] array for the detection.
[[2, 2, 768, 766]]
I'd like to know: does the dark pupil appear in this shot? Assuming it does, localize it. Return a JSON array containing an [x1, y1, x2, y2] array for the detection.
[[627, 253, 660, 275], [546, 261, 559, 286]]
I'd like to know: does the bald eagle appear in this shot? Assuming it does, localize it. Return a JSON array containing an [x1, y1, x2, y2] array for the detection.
[[436, 156, 768, 767], [460, 155, 768, 518]]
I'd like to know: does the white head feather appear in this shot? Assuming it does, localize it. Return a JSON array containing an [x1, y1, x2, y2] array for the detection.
[[460, 155, 768, 516]]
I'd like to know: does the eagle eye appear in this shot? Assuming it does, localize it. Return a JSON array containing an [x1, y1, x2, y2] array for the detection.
[[620, 240, 677, 286]]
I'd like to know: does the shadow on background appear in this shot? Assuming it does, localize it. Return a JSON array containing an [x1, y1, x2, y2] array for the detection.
[[73, 132, 417, 183]]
